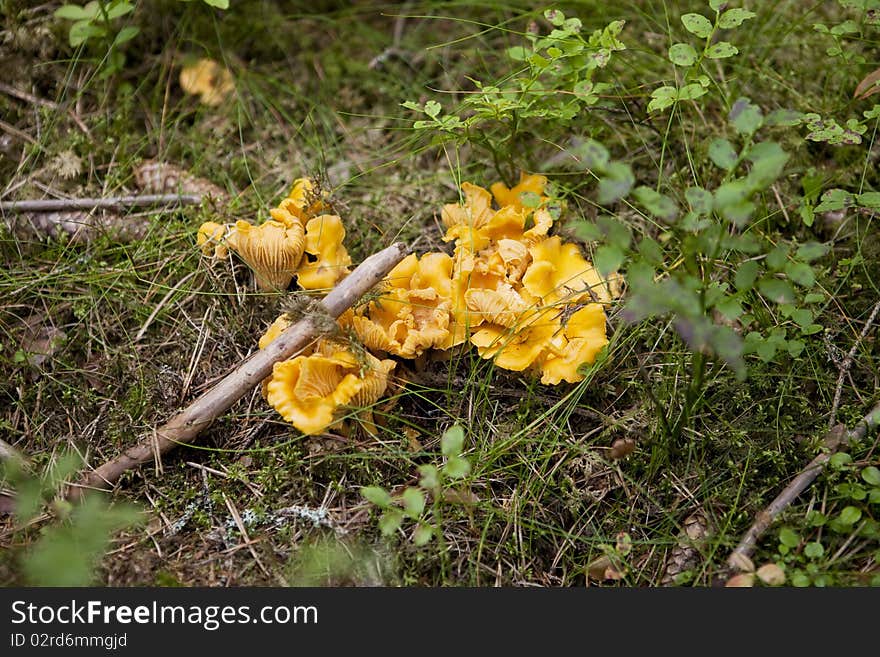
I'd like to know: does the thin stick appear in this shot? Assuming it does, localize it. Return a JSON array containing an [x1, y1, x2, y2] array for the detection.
[[0, 194, 203, 213], [829, 300, 880, 429], [727, 401, 880, 569], [69, 242, 408, 497]]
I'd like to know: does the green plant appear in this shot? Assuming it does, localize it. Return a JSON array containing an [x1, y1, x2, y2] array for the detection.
[[1, 453, 141, 586], [54, 0, 228, 76], [574, 97, 827, 442], [361, 424, 472, 546], [403, 8, 626, 180], [649, 1, 756, 112]]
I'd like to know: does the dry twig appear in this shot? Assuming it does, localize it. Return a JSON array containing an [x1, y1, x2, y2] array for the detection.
[[727, 401, 880, 569], [0, 194, 202, 213], [68, 242, 408, 498]]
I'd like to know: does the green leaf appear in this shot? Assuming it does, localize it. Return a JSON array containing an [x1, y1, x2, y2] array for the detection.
[[797, 242, 829, 262], [804, 541, 824, 559], [765, 109, 804, 127], [729, 97, 764, 136], [861, 466, 880, 486], [706, 41, 738, 59], [858, 192, 880, 208], [23, 495, 141, 586], [637, 237, 664, 265], [113, 25, 139, 45], [830, 452, 852, 468], [443, 456, 471, 479], [378, 510, 403, 536], [578, 139, 610, 169], [633, 186, 678, 221], [202, 0, 230, 8], [418, 464, 439, 490], [814, 189, 853, 213], [54, 4, 91, 20], [594, 245, 625, 277], [413, 523, 434, 546], [69, 20, 105, 47], [735, 260, 760, 291], [678, 82, 708, 101], [424, 100, 441, 119], [681, 13, 714, 38], [668, 43, 698, 66], [779, 527, 800, 548], [105, 1, 135, 19], [787, 339, 805, 357], [758, 277, 795, 304], [441, 424, 465, 457], [716, 296, 743, 320], [718, 8, 757, 29], [785, 261, 816, 287], [361, 486, 392, 508], [597, 162, 634, 203], [708, 138, 738, 169], [745, 141, 789, 187], [401, 487, 426, 519], [648, 85, 677, 112], [685, 186, 713, 216], [839, 506, 862, 525], [544, 8, 566, 26], [507, 46, 529, 61]]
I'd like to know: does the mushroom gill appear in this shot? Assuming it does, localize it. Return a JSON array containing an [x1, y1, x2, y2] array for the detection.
[[226, 219, 306, 291]]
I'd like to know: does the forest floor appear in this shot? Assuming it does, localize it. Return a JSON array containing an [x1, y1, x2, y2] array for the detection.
[[1, 1, 879, 587]]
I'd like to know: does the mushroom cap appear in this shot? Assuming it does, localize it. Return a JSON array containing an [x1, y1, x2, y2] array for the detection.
[[282, 178, 329, 221], [196, 221, 231, 259], [441, 182, 495, 244], [470, 307, 560, 372], [522, 236, 610, 305], [464, 283, 531, 329], [266, 351, 364, 435], [490, 173, 549, 211], [179, 58, 234, 106], [258, 314, 293, 350], [538, 304, 608, 384], [295, 214, 352, 290], [228, 219, 306, 291]]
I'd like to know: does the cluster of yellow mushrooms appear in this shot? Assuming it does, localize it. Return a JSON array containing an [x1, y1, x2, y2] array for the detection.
[[197, 175, 614, 435]]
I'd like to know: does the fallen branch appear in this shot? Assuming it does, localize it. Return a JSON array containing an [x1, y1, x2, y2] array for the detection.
[[727, 400, 880, 569], [0, 194, 203, 213], [9, 210, 148, 243], [68, 242, 408, 498]]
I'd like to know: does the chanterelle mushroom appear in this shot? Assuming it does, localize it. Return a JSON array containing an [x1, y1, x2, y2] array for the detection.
[[226, 219, 306, 291], [295, 215, 352, 290], [265, 341, 395, 435]]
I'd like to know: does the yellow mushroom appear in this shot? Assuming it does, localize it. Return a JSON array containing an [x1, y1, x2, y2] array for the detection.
[[346, 252, 454, 357], [179, 58, 234, 107], [470, 306, 560, 372], [295, 214, 352, 290], [522, 236, 611, 305], [441, 182, 495, 246], [196, 221, 231, 259], [265, 343, 396, 435], [490, 173, 549, 211], [226, 219, 306, 291], [464, 283, 531, 329], [538, 304, 608, 385], [266, 350, 364, 435]]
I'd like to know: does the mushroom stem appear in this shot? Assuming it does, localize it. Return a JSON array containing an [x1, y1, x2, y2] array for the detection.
[[69, 241, 409, 499]]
